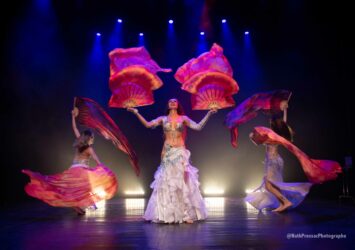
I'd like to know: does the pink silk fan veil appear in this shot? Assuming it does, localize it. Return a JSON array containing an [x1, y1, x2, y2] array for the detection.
[[75, 96, 140, 176], [108, 46, 171, 108], [22, 165, 118, 208], [224, 89, 292, 148], [174, 43, 239, 110], [249, 126, 342, 184]]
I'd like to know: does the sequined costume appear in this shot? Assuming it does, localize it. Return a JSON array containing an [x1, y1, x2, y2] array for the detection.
[[143, 116, 209, 223]]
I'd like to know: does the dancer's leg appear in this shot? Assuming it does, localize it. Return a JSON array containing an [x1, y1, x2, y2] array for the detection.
[[265, 180, 292, 212]]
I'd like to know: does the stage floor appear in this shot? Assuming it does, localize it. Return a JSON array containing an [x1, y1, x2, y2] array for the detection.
[[1, 197, 354, 249]]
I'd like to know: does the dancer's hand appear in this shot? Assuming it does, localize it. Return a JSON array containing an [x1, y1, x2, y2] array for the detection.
[[127, 107, 138, 114], [208, 108, 218, 115], [280, 100, 288, 111], [72, 107, 79, 117], [249, 132, 258, 146]]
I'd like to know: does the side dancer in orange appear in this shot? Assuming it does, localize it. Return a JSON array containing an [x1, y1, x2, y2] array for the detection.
[[22, 108, 118, 215]]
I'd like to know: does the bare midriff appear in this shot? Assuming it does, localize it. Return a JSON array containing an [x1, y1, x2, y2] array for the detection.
[[73, 148, 91, 164], [164, 131, 185, 148]]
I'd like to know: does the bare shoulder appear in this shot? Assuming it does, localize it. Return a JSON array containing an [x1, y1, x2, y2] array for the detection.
[[156, 116, 166, 122], [181, 115, 189, 120], [181, 115, 190, 123], [86, 146, 95, 153]]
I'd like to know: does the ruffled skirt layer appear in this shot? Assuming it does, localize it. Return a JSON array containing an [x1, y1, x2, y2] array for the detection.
[[143, 146, 207, 223]]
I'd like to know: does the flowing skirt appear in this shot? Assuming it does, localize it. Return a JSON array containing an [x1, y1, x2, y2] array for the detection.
[[22, 164, 118, 208], [245, 156, 312, 210], [143, 146, 207, 223]]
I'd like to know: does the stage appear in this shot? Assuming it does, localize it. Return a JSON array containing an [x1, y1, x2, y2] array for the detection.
[[1, 197, 354, 249]]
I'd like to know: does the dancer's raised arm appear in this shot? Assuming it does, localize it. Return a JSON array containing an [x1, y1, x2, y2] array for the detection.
[[71, 107, 81, 138], [280, 101, 288, 122], [183, 109, 217, 131], [127, 107, 163, 128]]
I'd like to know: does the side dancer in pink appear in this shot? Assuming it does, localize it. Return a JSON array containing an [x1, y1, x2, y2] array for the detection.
[[22, 108, 118, 215]]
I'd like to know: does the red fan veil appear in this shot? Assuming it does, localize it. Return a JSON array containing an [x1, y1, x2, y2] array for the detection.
[[249, 126, 342, 184], [174, 43, 239, 110], [22, 165, 118, 208], [224, 89, 292, 147], [108, 46, 171, 108], [75, 97, 140, 176]]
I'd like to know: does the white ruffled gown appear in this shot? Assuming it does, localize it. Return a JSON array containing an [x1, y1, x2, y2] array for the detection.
[[143, 145, 207, 223]]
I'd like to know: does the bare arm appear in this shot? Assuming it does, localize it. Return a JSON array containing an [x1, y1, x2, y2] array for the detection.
[[183, 109, 217, 131], [281, 95, 291, 123], [88, 147, 101, 165], [71, 107, 80, 138], [127, 108, 163, 128]]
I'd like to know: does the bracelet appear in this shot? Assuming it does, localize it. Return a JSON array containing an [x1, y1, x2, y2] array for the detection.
[[134, 110, 139, 114]]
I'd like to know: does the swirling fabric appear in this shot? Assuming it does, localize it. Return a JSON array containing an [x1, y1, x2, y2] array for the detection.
[[22, 164, 118, 207]]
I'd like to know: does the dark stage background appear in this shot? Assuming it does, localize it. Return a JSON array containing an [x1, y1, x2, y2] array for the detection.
[[1, 0, 352, 206]]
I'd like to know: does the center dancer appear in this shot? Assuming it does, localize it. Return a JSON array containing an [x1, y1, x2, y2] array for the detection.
[[127, 98, 217, 223]]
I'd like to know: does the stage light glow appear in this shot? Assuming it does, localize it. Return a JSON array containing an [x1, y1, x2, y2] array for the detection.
[[125, 198, 145, 209], [96, 33, 101, 37], [205, 197, 225, 216], [222, 19, 227, 23], [117, 19, 122, 23], [204, 187, 225, 195], [124, 189, 145, 196], [94, 188, 107, 198], [139, 33, 144, 36], [94, 200, 106, 209], [200, 31, 205, 36], [85, 200, 106, 217], [169, 19, 174, 24], [244, 31, 250, 35], [125, 198, 145, 215], [245, 189, 254, 194]]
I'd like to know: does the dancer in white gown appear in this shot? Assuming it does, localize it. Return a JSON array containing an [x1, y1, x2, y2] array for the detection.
[[245, 102, 312, 212], [128, 98, 217, 223]]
